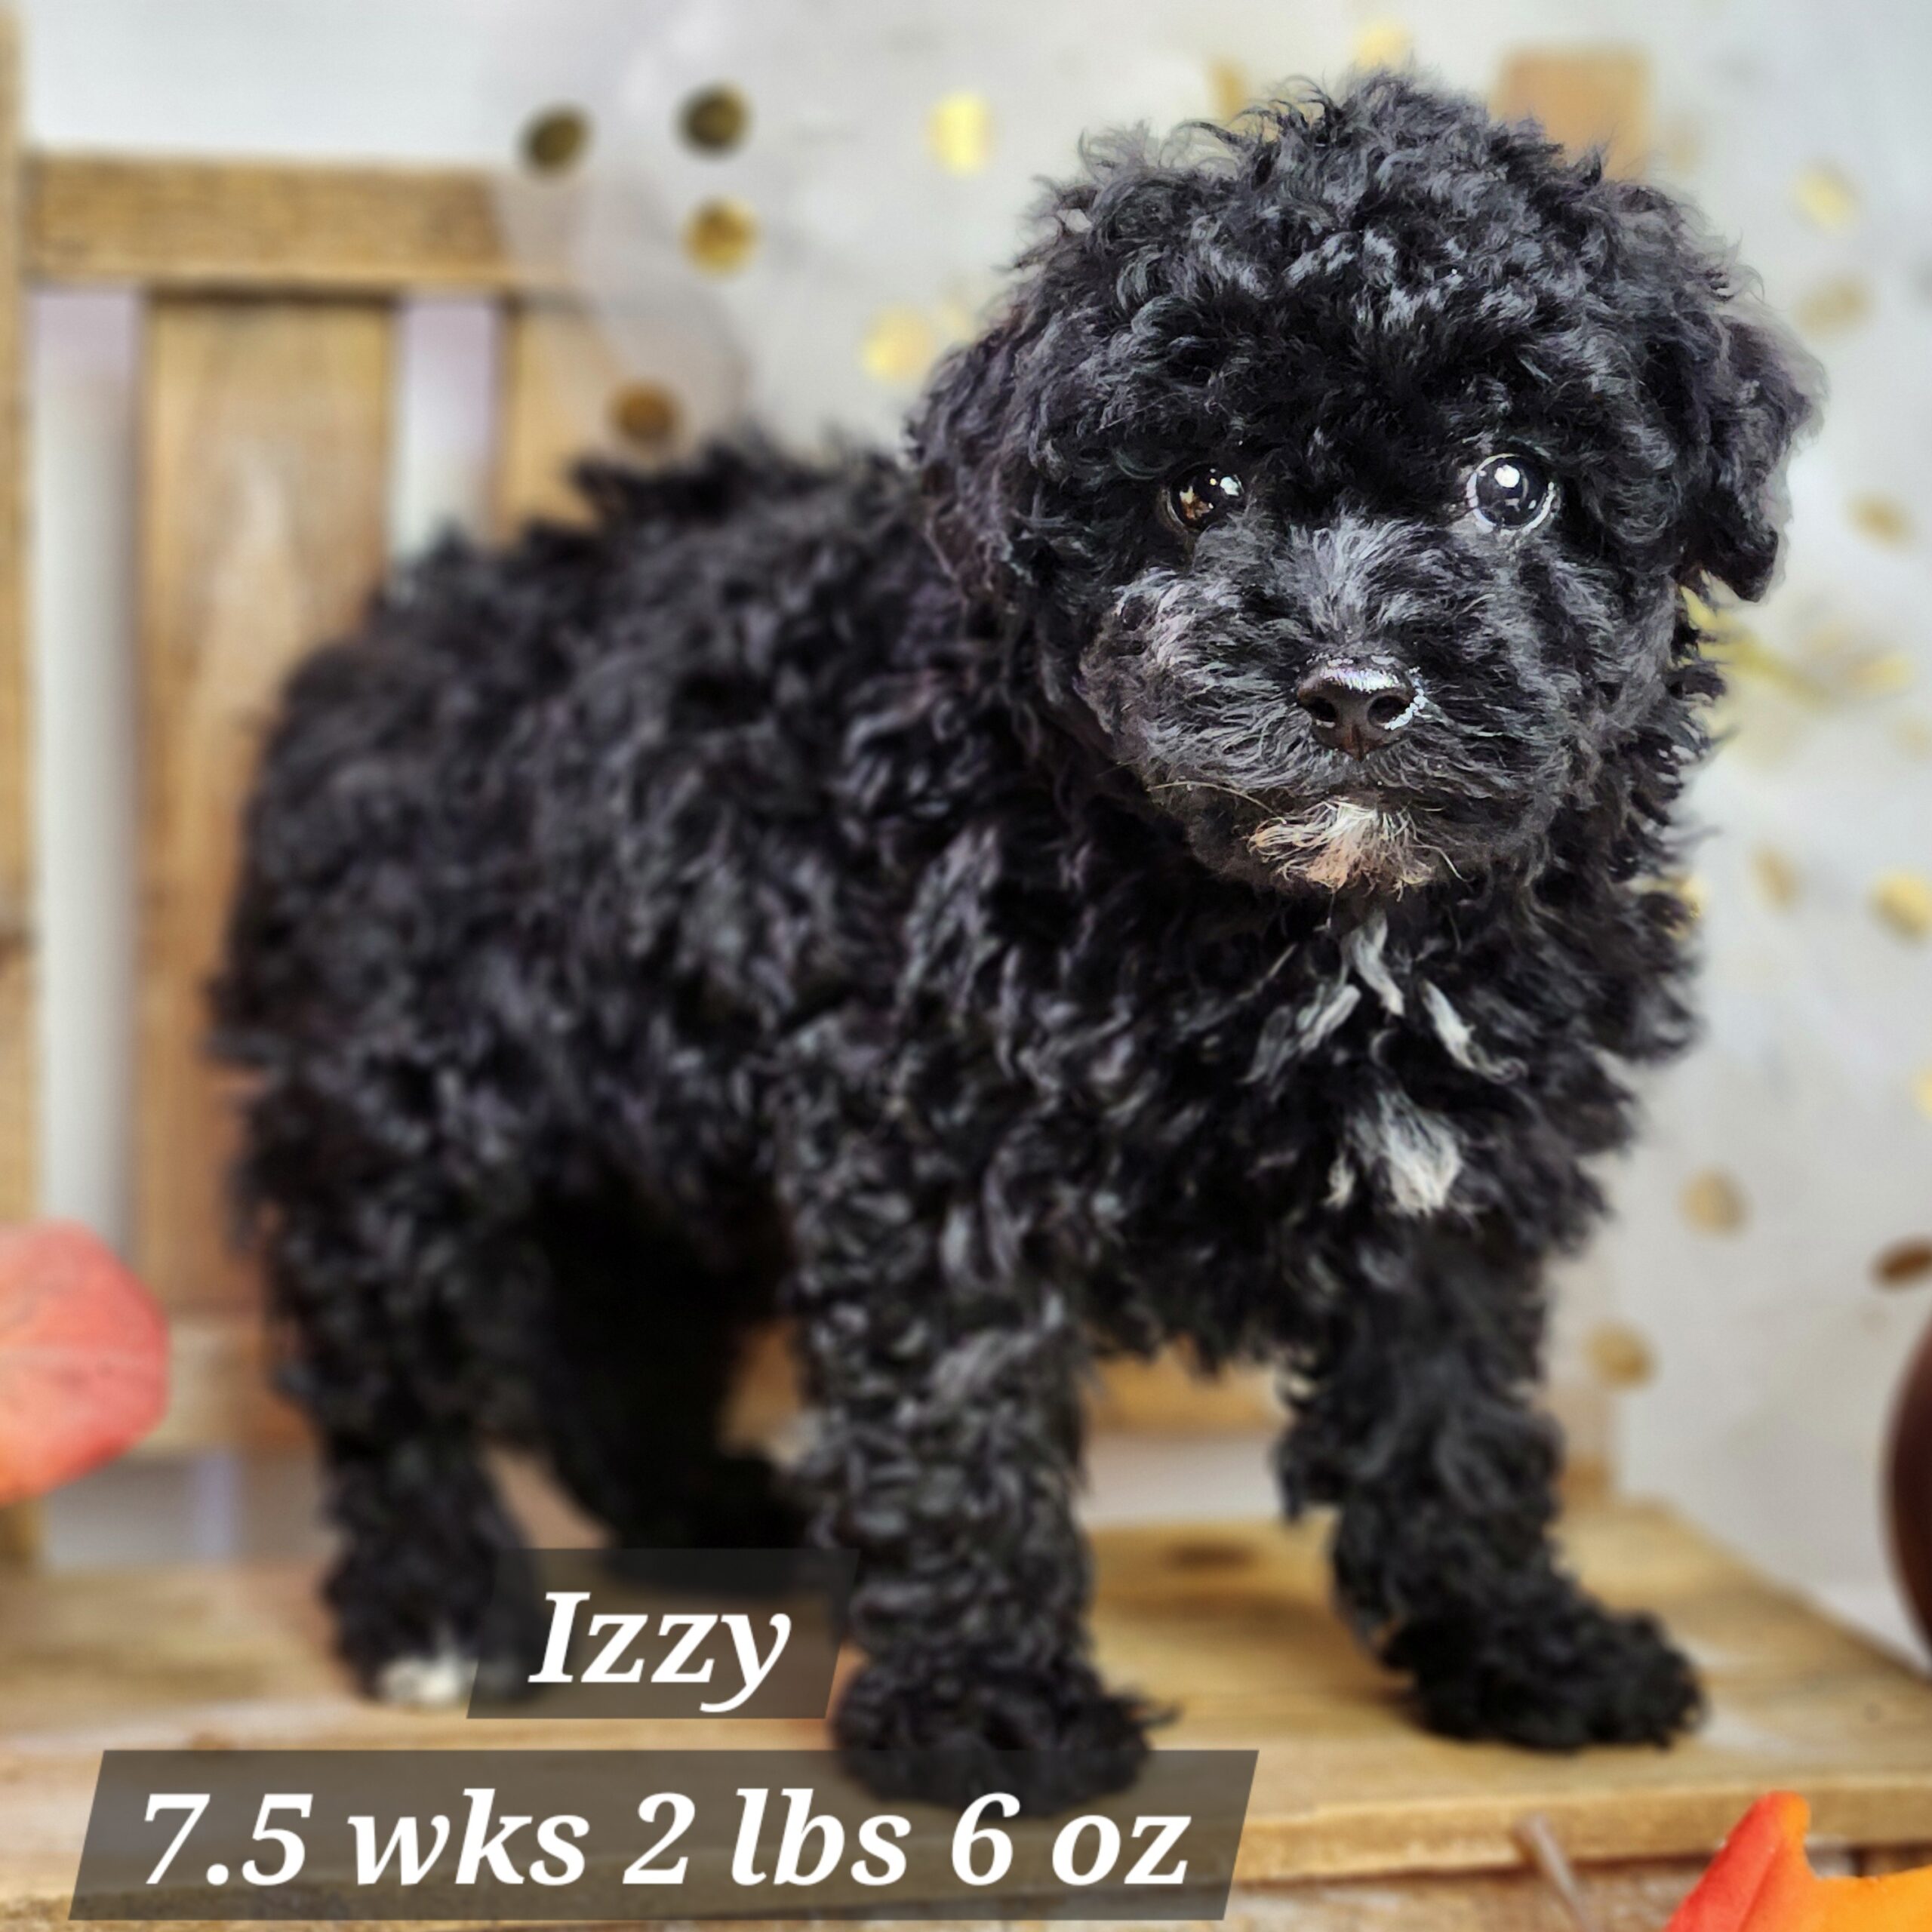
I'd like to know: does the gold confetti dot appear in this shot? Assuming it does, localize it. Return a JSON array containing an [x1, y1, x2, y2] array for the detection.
[[1586, 1322, 1657, 1389], [1792, 163, 1859, 229], [521, 106, 591, 174], [1793, 275, 1872, 338], [682, 198, 758, 275], [928, 91, 993, 175], [1752, 847, 1800, 908], [1673, 873, 1708, 922], [1352, 21, 1414, 68], [1681, 1169, 1747, 1235], [1875, 1238, 1932, 1288], [1873, 871, 1932, 940], [1845, 650, 1915, 697], [680, 84, 749, 155], [1912, 1066, 1932, 1118], [608, 382, 680, 451], [860, 307, 937, 386], [1205, 60, 1251, 124], [1850, 495, 1913, 547]]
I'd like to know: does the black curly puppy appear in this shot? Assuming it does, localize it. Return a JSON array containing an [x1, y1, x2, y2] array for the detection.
[[218, 76, 1811, 1808]]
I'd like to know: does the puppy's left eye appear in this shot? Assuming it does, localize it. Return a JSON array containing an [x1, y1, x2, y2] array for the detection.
[[1466, 452, 1556, 531], [1167, 463, 1245, 534]]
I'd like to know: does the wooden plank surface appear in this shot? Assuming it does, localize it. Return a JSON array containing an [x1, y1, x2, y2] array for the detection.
[[2, 1501, 1928, 1923], [134, 298, 393, 1327], [0, 10, 38, 1571], [26, 154, 566, 297], [492, 298, 626, 531], [0, 11, 32, 1234], [137, 1311, 306, 1454]]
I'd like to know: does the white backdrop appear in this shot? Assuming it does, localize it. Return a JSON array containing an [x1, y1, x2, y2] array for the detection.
[[25, 0, 1932, 1660]]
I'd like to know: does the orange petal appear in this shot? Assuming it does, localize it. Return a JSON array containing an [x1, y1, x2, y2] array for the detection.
[[0, 1222, 168, 1503], [1670, 1795, 1932, 1932], [1667, 1795, 1819, 1932], [1807, 1862, 1932, 1932]]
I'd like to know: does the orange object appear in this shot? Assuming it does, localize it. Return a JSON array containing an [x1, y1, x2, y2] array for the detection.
[[0, 1222, 168, 1504], [1669, 1794, 1932, 1931]]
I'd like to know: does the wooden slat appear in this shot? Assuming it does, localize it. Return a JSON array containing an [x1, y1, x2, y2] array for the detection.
[[26, 152, 567, 297], [492, 298, 632, 531], [1494, 48, 1651, 177], [1091, 1346, 1282, 1433], [137, 1311, 306, 1455], [0, 12, 30, 1233], [2, 1501, 1930, 1919], [0, 10, 36, 1570], [135, 298, 393, 1334]]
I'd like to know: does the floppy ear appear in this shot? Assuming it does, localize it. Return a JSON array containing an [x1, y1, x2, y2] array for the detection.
[[909, 297, 1054, 612], [1679, 298, 1817, 600], [1607, 181, 1819, 601]]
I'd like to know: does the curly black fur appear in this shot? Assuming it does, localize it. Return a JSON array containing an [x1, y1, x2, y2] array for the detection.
[[217, 77, 1813, 1808]]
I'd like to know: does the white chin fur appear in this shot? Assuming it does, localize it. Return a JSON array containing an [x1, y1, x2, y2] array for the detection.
[[376, 1647, 477, 1709], [1247, 798, 1438, 891]]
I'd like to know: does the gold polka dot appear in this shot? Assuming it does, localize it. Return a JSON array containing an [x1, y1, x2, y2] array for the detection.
[[1586, 1322, 1657, 1389], [1912, 1066, 1932, 1119], [928, 92, 994, 175], [1846, 650, 1915, 697], [1207, 60, 1251, 125], [1673, 873, 1708, 922], [1875, 1238, 1932, 1288], [680, 84, 749, 155], [1850, 495, 1913, 547], [1352, 21, 1414, 68], [1792, 163, 1859, 229], [1752, 847, 1800, 908], [608, 382, 680, 451], [1794, 275, 1872, 338], [1873, 871, 1932, 940], [1681, 1169, 1747, 1235], [860, 307, 937, 386], [682, 198, 758, 275], [521, 106, 591, 175]]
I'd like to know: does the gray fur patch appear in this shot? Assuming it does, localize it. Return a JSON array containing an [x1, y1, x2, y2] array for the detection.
[[1420, 980, 1524, 1081], [1351, 1085, 1463, 1216]]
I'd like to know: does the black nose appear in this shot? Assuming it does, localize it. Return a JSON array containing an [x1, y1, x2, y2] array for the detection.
[[1294, 660, 1417, 759]]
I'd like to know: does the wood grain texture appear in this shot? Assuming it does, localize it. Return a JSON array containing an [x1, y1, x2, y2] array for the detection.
[[1494, 48, 1652, 178], [0, 11, 32, 1233], [0, 13, 36, 1570], [2, 1501, 1930, 1923], [134, 299, 393, 1324], [137, 1311, 306, 1454], [26, 153, 564, 297], [492, 298, 632, 532]]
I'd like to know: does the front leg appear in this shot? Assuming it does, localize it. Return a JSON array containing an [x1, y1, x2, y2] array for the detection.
[[1280, 1223, 1702, 1749], [786, 1129, 1149, 1811]]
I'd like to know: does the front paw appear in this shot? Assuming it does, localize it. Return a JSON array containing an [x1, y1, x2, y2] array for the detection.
[[835, 1653, 1153, 1813], [1392, 1590, 1703, 1750]]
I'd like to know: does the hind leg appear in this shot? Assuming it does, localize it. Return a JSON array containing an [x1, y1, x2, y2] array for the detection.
[[525, 1175, 801, 1549], [262, 1165, 546, 1703]]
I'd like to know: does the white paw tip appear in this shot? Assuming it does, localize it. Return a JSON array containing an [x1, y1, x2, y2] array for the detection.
[[376, 1648, 477, 1709]]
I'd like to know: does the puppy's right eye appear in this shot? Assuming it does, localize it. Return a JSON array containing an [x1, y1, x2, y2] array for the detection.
[[1166, 463, 1245, 534]]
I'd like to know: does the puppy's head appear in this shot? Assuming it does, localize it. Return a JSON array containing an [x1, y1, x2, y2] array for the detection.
[[914, 75, 1815, 896]]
